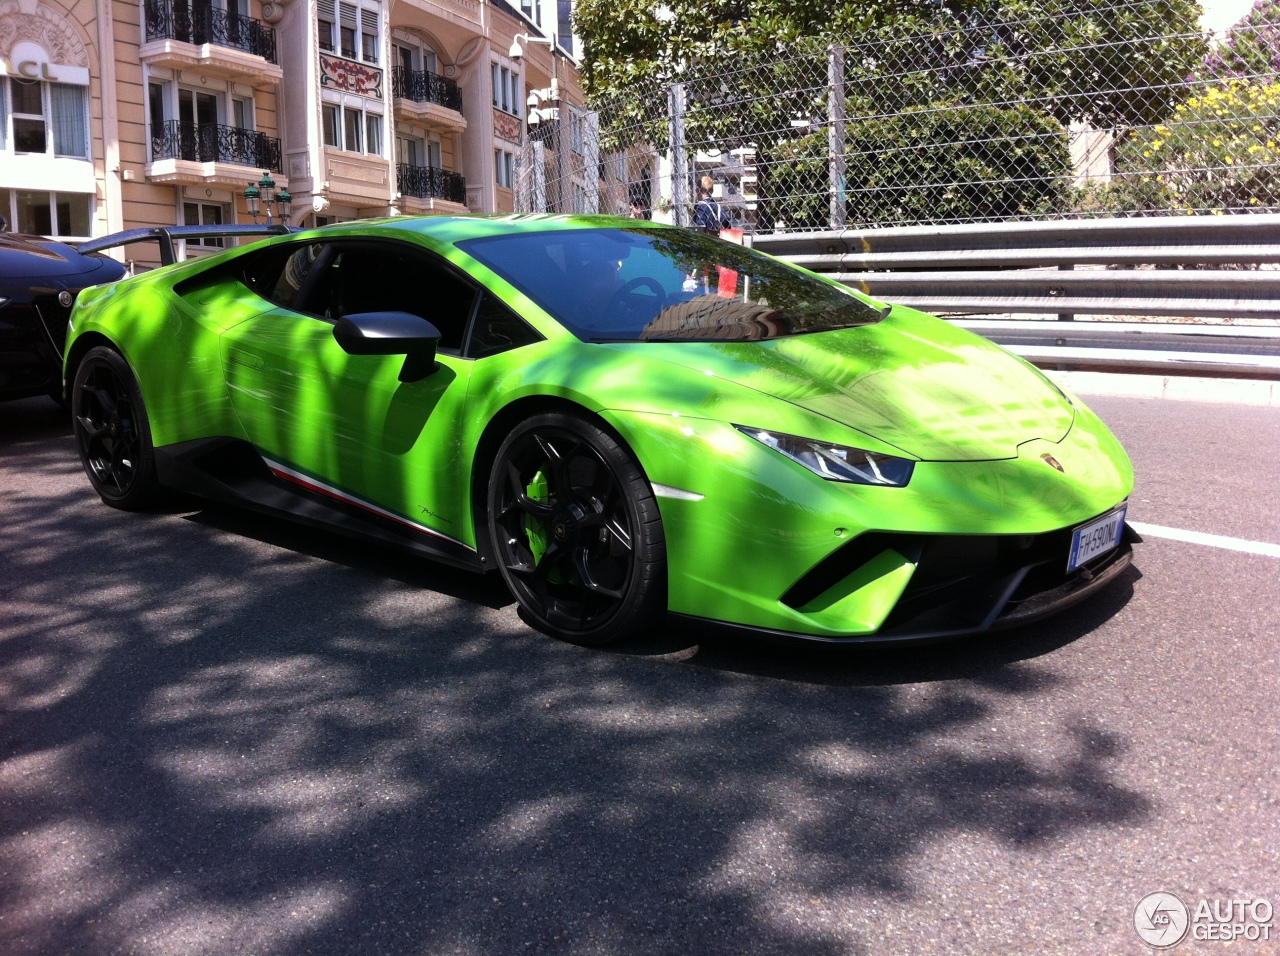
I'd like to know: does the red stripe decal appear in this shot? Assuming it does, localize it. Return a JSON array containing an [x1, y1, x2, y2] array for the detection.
[[266, 464, 464, 546]]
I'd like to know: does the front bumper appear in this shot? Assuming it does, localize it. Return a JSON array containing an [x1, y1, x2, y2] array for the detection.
[[673, 523, 1137, 645]]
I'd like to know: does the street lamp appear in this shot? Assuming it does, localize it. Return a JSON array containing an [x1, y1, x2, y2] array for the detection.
[[244, 171, 291, 225]]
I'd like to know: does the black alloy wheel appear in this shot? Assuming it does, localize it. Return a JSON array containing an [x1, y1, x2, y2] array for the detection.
[[72, 346, 161, 510], [488, 412, 666, 644]]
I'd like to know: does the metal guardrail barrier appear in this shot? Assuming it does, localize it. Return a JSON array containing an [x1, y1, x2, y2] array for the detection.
[[752, 216, 1280, 376], [952, 321, 1280, 376]]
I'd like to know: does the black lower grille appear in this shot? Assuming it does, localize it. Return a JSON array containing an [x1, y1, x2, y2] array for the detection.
[[781, 514, 1127, 638]]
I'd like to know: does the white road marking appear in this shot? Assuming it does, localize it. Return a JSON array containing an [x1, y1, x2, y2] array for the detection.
[[1130, 521, 1280, 559]]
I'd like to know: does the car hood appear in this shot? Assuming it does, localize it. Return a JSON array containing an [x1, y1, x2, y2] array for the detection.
[[0, 234, 103, 279], [605, 309, 1075, 462]]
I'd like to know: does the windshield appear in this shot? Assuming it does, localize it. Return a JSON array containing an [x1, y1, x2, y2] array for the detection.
[[457, 227, 885, 343]]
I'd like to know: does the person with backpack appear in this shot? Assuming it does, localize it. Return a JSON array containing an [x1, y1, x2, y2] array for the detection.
[[693, 180, 732, 235]]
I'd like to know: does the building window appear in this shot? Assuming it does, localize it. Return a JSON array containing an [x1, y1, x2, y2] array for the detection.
[[323, 101, 382, 154], [396, 133, 422, 166], [178, 87, 220, 129], [360, 8, 378, 62], [398, 135, 441, 169], [323, 0, 379, 63], [11, 79, 46, 152], [0, 188, 92, 238], [491, 64, 520, 117], [2, 78, 89, 159], [183, 201, 225, 248], [495, 148, 513, 189], [322, 103, 340, 147], [320, 0, 377, 61], [317, 0, 336, 52], [343, 107, 362, 152], [232, 97, 254, 130], [148, 82, 167, 134], [395, 41, 437, 75]]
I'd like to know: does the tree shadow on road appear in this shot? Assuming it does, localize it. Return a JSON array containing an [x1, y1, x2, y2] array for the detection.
[[0, 428, 1153, 956]]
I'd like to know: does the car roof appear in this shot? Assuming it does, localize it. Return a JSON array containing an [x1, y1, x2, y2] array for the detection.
[[295, 213, 669, 246]]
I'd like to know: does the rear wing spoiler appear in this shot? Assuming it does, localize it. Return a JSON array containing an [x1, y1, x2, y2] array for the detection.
[[78, 223, 291, 267]]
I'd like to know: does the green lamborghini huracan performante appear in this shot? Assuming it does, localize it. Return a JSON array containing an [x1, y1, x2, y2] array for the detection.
[[65, 215, 1137, 645]]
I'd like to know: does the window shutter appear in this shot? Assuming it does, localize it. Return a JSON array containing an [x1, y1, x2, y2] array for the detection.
[[361, 8, 378, 33], [318, 0, 335, 19], [339, 2, 356, 27]]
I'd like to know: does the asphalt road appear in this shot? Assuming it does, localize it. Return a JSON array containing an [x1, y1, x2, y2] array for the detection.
[[1, 392, 1277, 956]]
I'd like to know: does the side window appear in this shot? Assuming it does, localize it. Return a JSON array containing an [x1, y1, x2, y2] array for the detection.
[[299, 242, 477, 351], [243, 243, 324, 309], [467, 292, 543, 358]]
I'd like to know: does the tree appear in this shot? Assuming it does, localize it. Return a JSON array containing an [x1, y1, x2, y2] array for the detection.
[[1109, 5, 1280, 215], [1203, 0, 1280, 78], [576, 0, 1207, 228]]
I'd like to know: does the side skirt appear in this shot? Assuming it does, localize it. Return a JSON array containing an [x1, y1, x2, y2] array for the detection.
[[153, 436, 486, 573]]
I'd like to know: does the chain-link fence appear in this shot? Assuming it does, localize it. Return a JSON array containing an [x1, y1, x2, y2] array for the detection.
[[523, 1, 1280, 233], [514, 100, 600, 215]]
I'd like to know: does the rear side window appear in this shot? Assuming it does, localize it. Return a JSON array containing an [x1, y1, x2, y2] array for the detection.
[[242, 243, 323, 308]]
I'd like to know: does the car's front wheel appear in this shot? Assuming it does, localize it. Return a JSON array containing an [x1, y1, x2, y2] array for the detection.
[[488, 412, 666, 644], [71, 346, 162, 511]]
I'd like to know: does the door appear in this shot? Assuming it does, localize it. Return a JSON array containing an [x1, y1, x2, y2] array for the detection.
[[178, 89, 219, 160], [191, 0, 213, 43], [396, 134, 422, 167], [219, 239, 480, 540]]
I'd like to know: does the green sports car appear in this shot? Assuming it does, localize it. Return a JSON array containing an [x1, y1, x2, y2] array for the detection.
[[65, 214, 1136, 645]]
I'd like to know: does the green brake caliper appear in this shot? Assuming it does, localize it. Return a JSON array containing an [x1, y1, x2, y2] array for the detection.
[[523, 469, 565, 582]]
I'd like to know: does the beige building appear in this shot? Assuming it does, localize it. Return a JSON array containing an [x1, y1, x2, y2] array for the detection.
[[0, 0, 583, 265]]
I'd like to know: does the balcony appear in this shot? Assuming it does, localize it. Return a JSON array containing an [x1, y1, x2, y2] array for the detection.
[[397, 163, 468, 213], [391, 67, 467, 134], [141, 0, 283, 86], [147, 120, 284, 189]]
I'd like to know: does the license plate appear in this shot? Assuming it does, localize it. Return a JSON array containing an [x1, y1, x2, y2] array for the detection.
[[1068, 506, 1127, 572]]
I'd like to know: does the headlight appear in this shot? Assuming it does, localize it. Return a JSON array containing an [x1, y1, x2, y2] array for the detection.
[[734, 425, 915, 487]]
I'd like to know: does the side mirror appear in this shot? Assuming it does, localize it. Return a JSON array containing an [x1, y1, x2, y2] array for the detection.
[[333, 311, 441, 383]]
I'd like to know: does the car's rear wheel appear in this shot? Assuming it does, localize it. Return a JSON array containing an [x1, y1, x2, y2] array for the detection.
[[488, 412, 666, 644], [72, 346, 161, 511]]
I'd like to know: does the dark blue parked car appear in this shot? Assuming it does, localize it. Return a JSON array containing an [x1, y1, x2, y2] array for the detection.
[[0, 231, 127, 403]]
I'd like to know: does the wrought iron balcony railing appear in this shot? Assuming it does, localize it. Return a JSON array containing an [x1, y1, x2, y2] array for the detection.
[[397, 163, 467, 204], [145, 0, 278, 63], [391, 66, 463, 114], [151, 120, 283, 172]]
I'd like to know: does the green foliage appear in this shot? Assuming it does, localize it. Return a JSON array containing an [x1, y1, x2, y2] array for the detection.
[[1203, 0, 1280, 78], [577, 0, 1206, 228], [578, 0, 1207, 128], [1113, 79, 1280, 213], [758, 104, 1072, 230]]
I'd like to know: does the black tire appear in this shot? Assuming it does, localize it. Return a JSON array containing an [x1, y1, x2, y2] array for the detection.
[[71, 346, 162, 511], [487, 412, 666, 645]]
